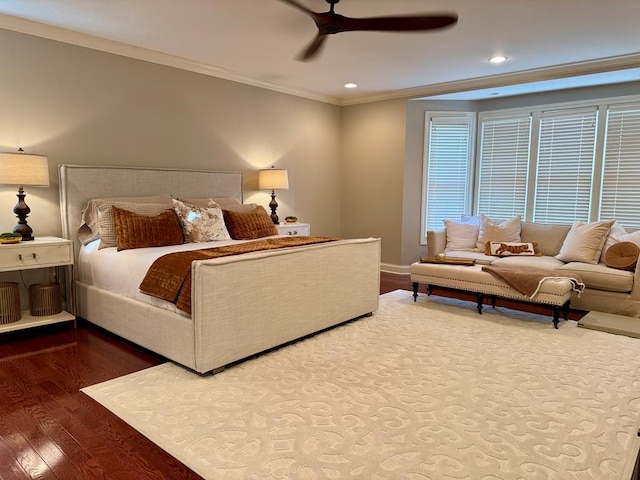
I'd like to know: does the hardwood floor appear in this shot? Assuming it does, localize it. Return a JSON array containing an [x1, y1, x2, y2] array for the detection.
[[0, 273, 634, 479]]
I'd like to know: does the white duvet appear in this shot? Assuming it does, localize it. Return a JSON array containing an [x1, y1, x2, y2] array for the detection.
[[78, 238, 258, 314]]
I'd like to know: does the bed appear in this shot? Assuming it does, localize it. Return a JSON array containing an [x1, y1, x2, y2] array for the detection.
[[59, 164, 381, 374]]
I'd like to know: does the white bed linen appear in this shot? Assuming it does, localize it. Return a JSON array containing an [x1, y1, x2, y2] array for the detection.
[[78, 238, 259, 315]]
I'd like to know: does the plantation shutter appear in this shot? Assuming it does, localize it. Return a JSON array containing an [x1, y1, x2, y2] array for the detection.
[[600, 103, 640, 228], [533, 107, 598, 224], [477, 115, 531, 219], [424, 115, 473, 231]]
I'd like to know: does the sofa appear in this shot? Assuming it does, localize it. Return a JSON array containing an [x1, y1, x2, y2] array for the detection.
[[424, 216, 640, 317]]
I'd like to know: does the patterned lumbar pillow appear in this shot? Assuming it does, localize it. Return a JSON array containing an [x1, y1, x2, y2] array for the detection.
[[486, 241, 537, 257], [172, 199, 231, 243]]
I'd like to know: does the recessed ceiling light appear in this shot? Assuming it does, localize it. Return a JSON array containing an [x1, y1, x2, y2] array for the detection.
[[344, 83, 358, 89], [489, 55, 507, 64]]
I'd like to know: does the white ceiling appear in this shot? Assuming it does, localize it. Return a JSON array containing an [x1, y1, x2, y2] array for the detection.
[[0, 0, 639, 105]]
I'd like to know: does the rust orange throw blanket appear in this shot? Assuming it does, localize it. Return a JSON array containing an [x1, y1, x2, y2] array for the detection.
[[140, 236, 339, 314]]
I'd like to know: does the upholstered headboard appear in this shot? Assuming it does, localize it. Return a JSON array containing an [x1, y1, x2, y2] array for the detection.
[[58, 164, 243, 255]]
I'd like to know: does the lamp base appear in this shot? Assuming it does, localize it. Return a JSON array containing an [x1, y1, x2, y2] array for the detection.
[[269, 190, 279, 225], [13, 187, 35, 241]]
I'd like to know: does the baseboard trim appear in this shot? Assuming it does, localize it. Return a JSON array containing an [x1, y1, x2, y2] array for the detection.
[[380, 263, 410, 275]]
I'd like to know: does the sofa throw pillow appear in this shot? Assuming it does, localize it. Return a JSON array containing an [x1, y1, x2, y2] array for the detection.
[[604, 241, 640, 271], [555, 220, 614, 264], [599, 221, 640, 263], [113, 206, 184, 251], [223, 205, 279, 240], [486, 241, 538, 257], [172, 199, 231, 243], [476, 214, 522, 251], [443, 217, 480, 252]]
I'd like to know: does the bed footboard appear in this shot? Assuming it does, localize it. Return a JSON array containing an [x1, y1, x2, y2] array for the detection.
[[191, 237, 381, 373]]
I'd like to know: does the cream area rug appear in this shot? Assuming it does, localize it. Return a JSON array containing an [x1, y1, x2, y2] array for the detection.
[[81, 290, 640, 480]]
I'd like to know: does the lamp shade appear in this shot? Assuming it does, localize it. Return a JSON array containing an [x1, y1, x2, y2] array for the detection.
[[258, 168, 289, 190], [0, 152, 50, 187]]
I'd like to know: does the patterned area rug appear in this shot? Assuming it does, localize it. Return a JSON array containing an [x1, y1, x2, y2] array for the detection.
[[82, 291, 640, 480]]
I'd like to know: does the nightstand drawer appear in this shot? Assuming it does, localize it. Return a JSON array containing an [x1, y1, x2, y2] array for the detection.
[[276, 223, 310, 236], [0, 240, 73, 271]]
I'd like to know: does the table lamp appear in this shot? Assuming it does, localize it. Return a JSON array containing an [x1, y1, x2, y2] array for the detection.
[[258, 167, 289, 224], [0, 149, 50, 241]]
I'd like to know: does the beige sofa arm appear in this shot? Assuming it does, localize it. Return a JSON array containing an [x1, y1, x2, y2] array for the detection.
[[426, 229, 447, 258]]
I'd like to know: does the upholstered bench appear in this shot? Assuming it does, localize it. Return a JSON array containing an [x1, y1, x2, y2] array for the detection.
[[410, 263, 574, 328]]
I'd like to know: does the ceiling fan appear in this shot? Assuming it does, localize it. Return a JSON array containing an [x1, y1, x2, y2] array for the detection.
[[278, 0, 458, 61]]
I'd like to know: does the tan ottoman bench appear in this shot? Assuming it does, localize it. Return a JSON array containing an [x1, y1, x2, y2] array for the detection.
[[410, 263, 573, 328]]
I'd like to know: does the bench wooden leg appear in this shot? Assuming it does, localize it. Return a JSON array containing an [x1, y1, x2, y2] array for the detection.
[[476, 293, 484, 314], [552, 305, 560, 329], [562, 300, 570, 320], [412, 282, 419, 302]]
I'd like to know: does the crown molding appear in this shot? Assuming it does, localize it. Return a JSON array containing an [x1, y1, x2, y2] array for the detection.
[[341, 53, 640, 105], [0, 14, 342, 105]]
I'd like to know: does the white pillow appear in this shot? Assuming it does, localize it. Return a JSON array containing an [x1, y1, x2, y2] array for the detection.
[[555, 220, 614, 264], [476, 214, 522, 251], [443, 217, 480, 251], [599, 221, 640, 262], [172, 199, 231, 242]]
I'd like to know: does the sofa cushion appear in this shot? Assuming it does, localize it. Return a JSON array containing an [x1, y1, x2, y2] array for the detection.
[[557, 262, 634, 293], [520, 222, 571, 256], [476, 214, 521, 251], [555, 220, 614, 264]]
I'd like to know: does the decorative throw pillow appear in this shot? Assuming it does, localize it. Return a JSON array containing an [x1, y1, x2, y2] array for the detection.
[[599, 221, 640, 263], [604, 241, 640, 271], [476, 214, 521, 251], [172, 199, 231, 243], [486, 241, 538, 257], [78, 194, 173, 245], [178, 197, 258, 213], [113, 206, 184, 251], [555, 220, 614, 264], [223, 205, 278, 240], [97, 201, 175, 249], [443, 217, 480, 252]]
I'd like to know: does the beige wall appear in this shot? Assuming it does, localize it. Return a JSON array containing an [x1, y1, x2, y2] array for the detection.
[[4, 28, 639, 271], [0, 28, 342, 240], [341, 98, 407, 267]]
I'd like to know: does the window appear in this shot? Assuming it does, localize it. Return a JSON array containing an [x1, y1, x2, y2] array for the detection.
[[423, 96, 640, 235], [534, 107, 598, 224], [600, 104, 640, 227], [421, 112, 474, 240], [476, 114, 531, 219]]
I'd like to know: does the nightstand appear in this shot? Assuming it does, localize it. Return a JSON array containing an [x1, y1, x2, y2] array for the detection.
[[0, 236, 75, 333], [276, 223, 310, 236]]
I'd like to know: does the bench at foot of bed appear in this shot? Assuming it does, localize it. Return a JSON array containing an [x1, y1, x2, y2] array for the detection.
[[410, 263, 573, 329]]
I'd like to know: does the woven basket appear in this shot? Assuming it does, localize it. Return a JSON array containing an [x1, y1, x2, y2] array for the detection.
[[0, 282, 21, 324], [29, 282, 62, 316]]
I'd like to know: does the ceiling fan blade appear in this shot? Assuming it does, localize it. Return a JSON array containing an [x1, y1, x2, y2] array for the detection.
[[297, 33, 328, 61], [330, 13, 458, 33], [276, 0, 315, 15]]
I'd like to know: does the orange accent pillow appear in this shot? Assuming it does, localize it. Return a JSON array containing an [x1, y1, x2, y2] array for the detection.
[[222, 205, 278, 240], [604, 241, 640, 271], [113, 206, 184, 251]]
